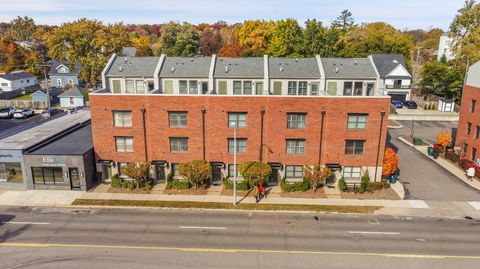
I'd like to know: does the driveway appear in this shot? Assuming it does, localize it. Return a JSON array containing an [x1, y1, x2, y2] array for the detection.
[[388, 121, 480, 201]]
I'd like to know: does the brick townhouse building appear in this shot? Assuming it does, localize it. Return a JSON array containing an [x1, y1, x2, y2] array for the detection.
[[90, 54, 392, 185], [457, 61, 480, 163]]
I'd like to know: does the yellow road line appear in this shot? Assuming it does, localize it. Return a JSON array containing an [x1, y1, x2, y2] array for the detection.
[[0, 242, 479, 260]]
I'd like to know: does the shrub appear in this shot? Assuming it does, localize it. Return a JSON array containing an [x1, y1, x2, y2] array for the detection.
[[166, 179, 191, 190], [382, 147, 398, 177], [121, 162, 151, 189], [413, 137, 424, 145], [223, 178, 250, 191], [238, 161, 272, 186], [280, 178, 312, 192], [110, 174, 136, 190], [366, 180, 390, 192], [338, 177, 347, 192], [445, 151, 460, 163], [424, 104, 428, 110], [179, 160, 211, 189], [359, 170, 370, 194], [303, 164, 332, 192]]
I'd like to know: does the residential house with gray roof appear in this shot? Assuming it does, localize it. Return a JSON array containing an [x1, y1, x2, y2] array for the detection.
[[0, 71, 37, 92], [48, 60, 82, 88], [369, 54, 412, 101]]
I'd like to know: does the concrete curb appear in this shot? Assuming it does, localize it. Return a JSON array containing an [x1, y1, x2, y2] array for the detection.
[[389, 114, 459, 121], [390, 181, 405, 200], [387, 120, 404, 129]]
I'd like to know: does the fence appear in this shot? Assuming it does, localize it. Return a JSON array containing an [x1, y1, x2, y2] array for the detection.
[[0, 100, 48, 109], [0, 85, 42, 100]]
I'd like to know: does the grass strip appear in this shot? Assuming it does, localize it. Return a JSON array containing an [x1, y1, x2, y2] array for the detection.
[[72, 199, 381, 214]]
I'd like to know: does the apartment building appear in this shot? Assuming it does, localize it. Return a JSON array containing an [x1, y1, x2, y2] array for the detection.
[[457, 61, 480, 164], [91, 54, 391, 185]]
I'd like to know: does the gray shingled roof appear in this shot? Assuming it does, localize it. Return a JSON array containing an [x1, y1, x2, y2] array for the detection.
[[107, 56, 159, 77], [371, 54, 411, 79], [269, 57, 320, 78], [160, 56, 211, 78], [321, 58, 377, 79], [0, 71, 36, 81], [26, 124, 93, 155], [58, 87, 84, 98], [48, 60, 82, 76], [214, 57, 264, 78]]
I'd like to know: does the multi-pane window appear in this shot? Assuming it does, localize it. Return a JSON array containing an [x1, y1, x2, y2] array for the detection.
[[228, 164, 241, 178], [169, 112, 187, 128], [345, 140, 365, 155], [347, 114, 367, 129], [228, 138, 247, 153], [115, 137, 133, 152], [256, 82, 263, 95], [286, 139, 305, 155], [233, 81, 253, 95], [343, 167, 362, 180], [343, 82, 353, 95], [32, 167, 63, 184], [243, 81, 252, 95], [113, 111, 132, 127], [467, 122, 472, 135], [310, 82, 319, 96], [233, 81, 242, 94], [287, 113, 306, 129], [353, 82, 363, 96], [125, 80, 146, 94], [366, 83, 375, 96], [476, 126, 480, 139], [273, 81, 282, 95], [287, 81, 307, 95], [179, 80, 198, 94], [170, 138, 189, 153], [217, 80, 227, 95], [228, 113, 247, 128], [285, 165, 303, 179], [471, 100, 476, 113]]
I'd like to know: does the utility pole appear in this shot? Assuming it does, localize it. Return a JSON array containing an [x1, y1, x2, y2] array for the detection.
[[41, 47, 50, 108]]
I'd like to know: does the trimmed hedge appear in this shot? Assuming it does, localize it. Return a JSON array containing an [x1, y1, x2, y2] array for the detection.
[[366, 180, 390, 192], [223, 178, 250, 191], [166, 179, 191, 190], [280, 178, 311, 192], [338, 177, 347, 192], [111, 174, 135, 190]]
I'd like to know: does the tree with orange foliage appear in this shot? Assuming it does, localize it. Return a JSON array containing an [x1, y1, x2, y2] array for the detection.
[[218, 44, 245, 57], [382, 147, 398, 177], [436, 130, 452, 156], [303, 164, 332, 192]]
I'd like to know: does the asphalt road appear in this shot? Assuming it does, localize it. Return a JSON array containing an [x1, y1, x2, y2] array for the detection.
[[1, 206, 480, 269], [388, 121, 480, 201]]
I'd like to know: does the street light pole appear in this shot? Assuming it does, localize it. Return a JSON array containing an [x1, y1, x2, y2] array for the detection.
[[232, 122, 237, 205], [410, 119, 415, 138]]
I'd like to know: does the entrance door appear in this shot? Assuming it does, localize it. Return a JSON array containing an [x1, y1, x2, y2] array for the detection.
[[102, 165, 112, 181], [156, 165, 165, 183], [211, 166, 222, 185], [69, 168, 81, 190], [269, 167, 279, 186]]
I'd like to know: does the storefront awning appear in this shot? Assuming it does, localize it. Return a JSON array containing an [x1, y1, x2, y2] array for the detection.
[[151, 160, 168, 167], [268, 162, 283, 170], [209, 162, 225, 167], [326, 163, 342, 171]]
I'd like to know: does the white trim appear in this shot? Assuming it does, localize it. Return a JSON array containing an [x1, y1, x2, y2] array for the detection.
[[208, 54, 216, 94], [386, 64, 412, 78], [153, 54, 165, 90], [316, 55, 326, 94], [102, 54, 117, 89], [263, 55, 269, 94]]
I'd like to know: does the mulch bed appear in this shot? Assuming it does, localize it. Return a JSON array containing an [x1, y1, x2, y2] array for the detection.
[[340, 188, 400, 200], [107, 187, 150, 194], [280, 189, 327, 199], [163, 188, 208, 195]]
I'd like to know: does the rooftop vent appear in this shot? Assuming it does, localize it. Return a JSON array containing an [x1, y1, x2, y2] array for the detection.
[[335, 67, 339, 73], [354, 60, 357, 65], [225, 66, 229, 73], [191, 57, 194, 62], [295, 58, 298, 62], [124, 57, 128, 63], [393, 59, 399, 64], [171, 66, 175, 73], [118, 66, 123, 72], [279, 66, 283, 72]]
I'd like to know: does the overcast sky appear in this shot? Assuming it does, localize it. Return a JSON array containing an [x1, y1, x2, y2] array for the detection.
[[0, 0, 463, 30]]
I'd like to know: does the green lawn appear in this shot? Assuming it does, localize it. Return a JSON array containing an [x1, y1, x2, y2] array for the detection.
[[13, 94, 32, 100], [72, 199, 381, 214]]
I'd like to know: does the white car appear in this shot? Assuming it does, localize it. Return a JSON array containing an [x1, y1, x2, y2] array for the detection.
[[0, 107, 15, 119], [13, 109, 34, 119]]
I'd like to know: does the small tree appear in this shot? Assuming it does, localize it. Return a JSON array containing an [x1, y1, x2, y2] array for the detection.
[[436, 130, 452, 156], [359, 170, 370, 194], [179, 160, 211, 189], [122, 162, 150, 189], [303, 164, 332, 192], [238, 160, 272, 187], [382, 147, 398, 177]]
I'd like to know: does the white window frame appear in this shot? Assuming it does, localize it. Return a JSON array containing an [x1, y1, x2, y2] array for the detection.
[[287, 113, 306, 129], [286, 139, 305, 155], [347, 114, 367, 130], [113, 111, 132, 127], [228, 112, 247, 128], [169, 112, 187, 128], [170, 137, 189, 153], [115, 137, 134, 152], [228, 138, 247, 154], [285, 165, 303, 179], [343, 166, 362, 181]]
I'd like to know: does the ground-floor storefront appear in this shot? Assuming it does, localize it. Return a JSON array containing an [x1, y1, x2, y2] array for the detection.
[[0, 149, 27, 188]]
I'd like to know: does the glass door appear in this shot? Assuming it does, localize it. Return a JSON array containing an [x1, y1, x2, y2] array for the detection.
[[69, 168, 81, 190], [211, 166, 222, 185], [156, 165, 165, 183]]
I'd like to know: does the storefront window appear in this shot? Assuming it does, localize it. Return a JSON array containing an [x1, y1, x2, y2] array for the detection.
[[0, 163, 24, 184], [31, 167, 63, 184]]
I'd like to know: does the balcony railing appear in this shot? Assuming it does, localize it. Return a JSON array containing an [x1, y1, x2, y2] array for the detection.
[[386, 85, 410, 89]]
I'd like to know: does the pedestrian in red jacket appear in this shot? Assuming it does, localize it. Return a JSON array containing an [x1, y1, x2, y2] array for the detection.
[[259, 182, 264, 200]]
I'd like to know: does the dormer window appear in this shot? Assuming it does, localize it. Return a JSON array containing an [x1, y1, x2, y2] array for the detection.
[[57, 64, 70, 74]]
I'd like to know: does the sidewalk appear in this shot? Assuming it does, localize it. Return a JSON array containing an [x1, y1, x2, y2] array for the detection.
[[399, 136, 480, 191], [389, 108, 459, 121]]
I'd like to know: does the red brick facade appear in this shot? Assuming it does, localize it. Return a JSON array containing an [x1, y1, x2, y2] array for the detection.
[[456, 85, 480, 161], [90, 94, 390, 177]]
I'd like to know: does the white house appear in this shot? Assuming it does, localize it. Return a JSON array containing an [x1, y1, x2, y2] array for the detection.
[[0, 71, 37, 92], [369, 54, 413, 102], [437, 33, 455, 62]]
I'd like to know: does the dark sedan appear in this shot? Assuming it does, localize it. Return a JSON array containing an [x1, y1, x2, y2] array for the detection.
[[405, 100, 417, 109], [391, 100, 403, 108]]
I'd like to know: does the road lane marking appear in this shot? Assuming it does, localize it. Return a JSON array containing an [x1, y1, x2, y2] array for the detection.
[[468, 202, 480, 210], [348, 231, 400, 235], [408, 200, 429, 209], [179, 226, 227, 230], [0, 242, 479, 260], [2, 221, 50, 225]]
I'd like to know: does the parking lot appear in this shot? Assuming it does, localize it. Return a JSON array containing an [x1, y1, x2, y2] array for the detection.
[[0, 112, 66, 140]]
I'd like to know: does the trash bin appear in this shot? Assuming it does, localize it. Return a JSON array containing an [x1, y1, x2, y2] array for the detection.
[[427, 147, 434, 156], [433, 144, 440, 152], [433, 151, 439, 159], [389, 174, 398, 184]]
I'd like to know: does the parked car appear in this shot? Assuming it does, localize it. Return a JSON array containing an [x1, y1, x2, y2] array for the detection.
[[41, 108, 60, 118], [0, 107, 16, 119], [391, 100, 404, 108], [13, 109, 34, 119], [405, 100, 417, 109]]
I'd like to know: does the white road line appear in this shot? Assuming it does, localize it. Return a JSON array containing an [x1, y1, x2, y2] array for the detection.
[[348, 231, 400, 235], [408, 200, 429, 209], [2, 221, 50, 225], [468, 201, 480, 210], [179, 226, 227, 230]]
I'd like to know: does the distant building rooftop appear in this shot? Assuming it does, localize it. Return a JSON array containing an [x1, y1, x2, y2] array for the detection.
[[0, 71, 36, 81]]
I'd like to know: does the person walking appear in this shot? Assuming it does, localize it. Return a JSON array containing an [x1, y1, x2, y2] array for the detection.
[[254, 185, 259, 203], [467, 166, 475, 181], [259, 182, 264, 200]]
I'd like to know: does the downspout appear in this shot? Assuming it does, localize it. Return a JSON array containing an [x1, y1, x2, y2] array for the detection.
[[319, 111, 326, 164], [141, 107, 148, 162], [259, 107, 265, 162], [201, 106, 206, 160], [374, 111, 386, 182]]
